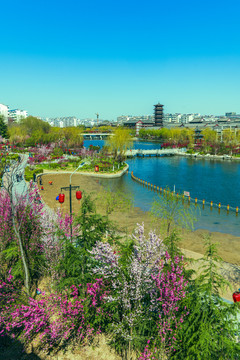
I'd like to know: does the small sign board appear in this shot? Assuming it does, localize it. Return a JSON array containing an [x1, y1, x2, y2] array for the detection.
[[184, 191, 190, 197]]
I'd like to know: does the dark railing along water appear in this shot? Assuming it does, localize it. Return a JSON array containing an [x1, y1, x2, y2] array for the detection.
[[131, 171, 239, 214], [83, 140, 240, 236]]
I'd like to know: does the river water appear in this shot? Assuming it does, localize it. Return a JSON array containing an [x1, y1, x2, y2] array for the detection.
[[83, 140, 240, 236]]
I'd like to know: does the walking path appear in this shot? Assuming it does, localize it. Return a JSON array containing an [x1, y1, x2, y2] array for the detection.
[[13, 154, 28, 196], [2, 154, 28, 198]]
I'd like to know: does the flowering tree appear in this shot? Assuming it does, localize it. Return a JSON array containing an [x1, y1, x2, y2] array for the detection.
[[0, 176, 45, 294], [90, 223, 188, 358], [40, 208, 80, 286], [0, 275, 107, 353]]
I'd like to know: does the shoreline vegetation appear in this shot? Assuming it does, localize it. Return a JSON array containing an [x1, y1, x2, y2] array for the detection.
[[177, 150, 240, 161], [38, 172, 240, 302], [39, 163, 129, 178], [37, 172, 240, 263]]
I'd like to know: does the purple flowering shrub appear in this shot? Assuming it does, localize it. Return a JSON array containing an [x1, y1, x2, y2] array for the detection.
[[0, 271, 24, 314], [40, 209, 80, 285], [0, 183, 80, 288], [0, 183, 45, 285], [0, 277, 107, 352], [90, 223, 188, 357]]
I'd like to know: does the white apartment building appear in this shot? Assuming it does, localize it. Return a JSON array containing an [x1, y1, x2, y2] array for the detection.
[[164, 113, 182, 123], [0, 103, 9, 123], [8, 109, 28, 123]]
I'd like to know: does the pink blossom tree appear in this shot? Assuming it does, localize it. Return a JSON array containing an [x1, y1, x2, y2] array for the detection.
[[90, 223, 188, 358]]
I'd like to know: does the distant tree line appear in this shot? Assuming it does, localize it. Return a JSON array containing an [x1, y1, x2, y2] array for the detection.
[[139, 127, 240, 155], [7, 116, 84, 148]]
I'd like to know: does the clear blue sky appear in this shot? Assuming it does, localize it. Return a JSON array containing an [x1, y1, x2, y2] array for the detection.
[[1, 0, 240, 119]]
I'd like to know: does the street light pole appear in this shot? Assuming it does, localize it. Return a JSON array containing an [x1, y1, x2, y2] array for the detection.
[[61, 162, 85, 241]]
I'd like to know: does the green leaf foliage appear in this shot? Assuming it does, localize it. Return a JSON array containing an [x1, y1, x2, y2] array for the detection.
[[171, 236, 240, 359], [151, 189, 198, 235], [56, 194, 116, 291], [0, 115, 8, 138], [75, 193, 115, 249]]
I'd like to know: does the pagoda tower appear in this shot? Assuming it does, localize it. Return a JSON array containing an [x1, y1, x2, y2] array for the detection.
[[154, 103, 164, 127]]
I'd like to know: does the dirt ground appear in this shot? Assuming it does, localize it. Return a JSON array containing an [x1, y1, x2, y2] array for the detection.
[[37, 172, 240, 302]]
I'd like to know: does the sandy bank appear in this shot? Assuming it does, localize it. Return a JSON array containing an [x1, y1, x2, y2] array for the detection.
[[38, 173, 240, 301]]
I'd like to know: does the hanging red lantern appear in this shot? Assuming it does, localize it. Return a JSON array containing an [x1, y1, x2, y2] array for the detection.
[[95, 165, 99, 172], [59, 193, 65, 204], [233, 291, 240, 303], [76, 190, 82, 200]]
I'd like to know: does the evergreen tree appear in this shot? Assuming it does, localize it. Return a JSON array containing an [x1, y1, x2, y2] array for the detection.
[[171, 236, 240, 359], [0, 115, 8, 138], [56, 194, 116, 290]]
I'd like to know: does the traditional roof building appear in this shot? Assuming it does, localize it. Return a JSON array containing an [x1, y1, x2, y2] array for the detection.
[[154, 103, 164, 127]]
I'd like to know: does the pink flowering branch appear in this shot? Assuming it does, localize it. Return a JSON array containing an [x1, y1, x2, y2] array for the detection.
[[0, 276, 107, 352]]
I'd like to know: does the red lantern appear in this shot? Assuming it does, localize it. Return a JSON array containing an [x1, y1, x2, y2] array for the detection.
[[76, 191, 82, 200], [233, 291, 240, 303], [59, 193, 65, 204], [95, 165, 99, 172]]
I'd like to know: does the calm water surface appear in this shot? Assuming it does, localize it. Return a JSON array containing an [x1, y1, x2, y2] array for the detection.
[[84, 140, 240, 236]]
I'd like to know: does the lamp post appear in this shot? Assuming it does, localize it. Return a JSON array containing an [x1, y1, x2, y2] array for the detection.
[[60, 162, 85, 240]]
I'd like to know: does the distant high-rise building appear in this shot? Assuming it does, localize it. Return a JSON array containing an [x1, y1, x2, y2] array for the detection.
[[225, 112, 236, 117], [8, 109, 28, 123], [154, 103, 164, 127]]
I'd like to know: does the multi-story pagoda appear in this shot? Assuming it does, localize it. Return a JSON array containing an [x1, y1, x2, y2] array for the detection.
[[154, 103, 164, 127]]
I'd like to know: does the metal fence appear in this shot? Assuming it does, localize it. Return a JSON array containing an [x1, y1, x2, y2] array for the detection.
[[131, 171, 239, 215]]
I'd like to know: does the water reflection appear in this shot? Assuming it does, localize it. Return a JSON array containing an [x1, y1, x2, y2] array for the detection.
[[83, 140, 240, 235], [99, 157, 240, 236]]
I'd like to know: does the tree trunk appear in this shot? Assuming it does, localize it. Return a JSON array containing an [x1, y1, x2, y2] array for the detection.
[[10, 194, 31, 295]]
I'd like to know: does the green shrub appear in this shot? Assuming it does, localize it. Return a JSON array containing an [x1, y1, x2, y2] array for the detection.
[[186, 149, 195, 154], [25, 166, 42, 181], [49, 163, 59, 169]]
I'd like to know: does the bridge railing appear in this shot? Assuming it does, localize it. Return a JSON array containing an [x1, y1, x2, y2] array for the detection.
[[126, 149, 179, 157], [130, 171, 239, 215]]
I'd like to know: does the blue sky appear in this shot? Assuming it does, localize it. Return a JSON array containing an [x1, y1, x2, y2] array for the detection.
[[1, 0, 240, 119]]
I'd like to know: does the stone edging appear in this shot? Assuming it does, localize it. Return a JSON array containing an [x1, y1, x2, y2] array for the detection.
[[175, 151, 240, 161], [36, 164, 129, 179]]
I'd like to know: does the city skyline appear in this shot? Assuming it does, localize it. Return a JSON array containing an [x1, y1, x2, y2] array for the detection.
[[1, 0, 240, 119]]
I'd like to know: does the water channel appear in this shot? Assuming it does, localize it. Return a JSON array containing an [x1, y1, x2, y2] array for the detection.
[[83, 140, 240, 236]]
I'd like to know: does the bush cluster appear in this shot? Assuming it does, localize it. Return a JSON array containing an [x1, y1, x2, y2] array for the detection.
[[0, 185, 239, 359]]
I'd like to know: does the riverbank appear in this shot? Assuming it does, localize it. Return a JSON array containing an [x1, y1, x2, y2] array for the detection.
[[38, 163, 129, 178], [38, 173, 240, 262], [178, 151, 240, 161], [38, 172, 240, 302]]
